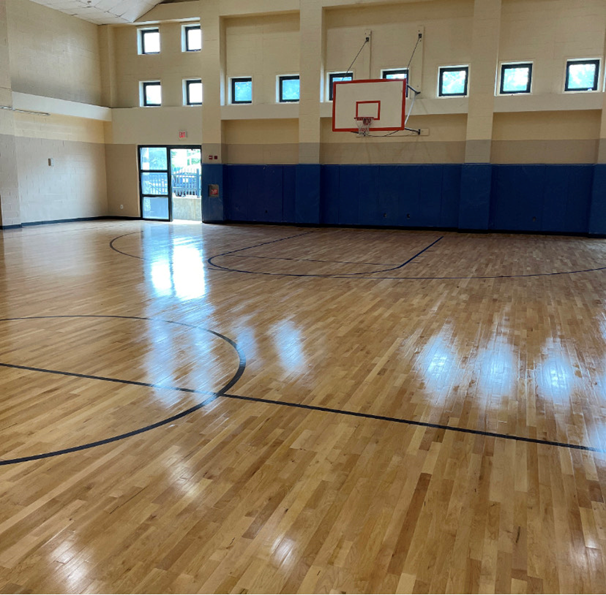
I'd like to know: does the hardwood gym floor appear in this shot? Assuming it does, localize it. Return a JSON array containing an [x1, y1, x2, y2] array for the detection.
[[1, 221, 606, 593]]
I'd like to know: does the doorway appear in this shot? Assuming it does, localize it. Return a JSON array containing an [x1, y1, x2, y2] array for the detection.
[[139, 146, 202, 222]]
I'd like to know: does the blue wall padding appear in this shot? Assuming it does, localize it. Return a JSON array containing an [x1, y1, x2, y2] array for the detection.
[[224, 165, 285, 223], [490, 165, 544, 232], [440, 165, 462, 227], [490, 165, 593, 233], [317, 165, 462, 228], [282, 166, 296, 223], [458, 164, 492, 230], [220, 163, 603, 234], [589, 164, 606, 235], [201, 164, 225, 223], [295, 164, 321, 224], [320, 166, 340, 224]]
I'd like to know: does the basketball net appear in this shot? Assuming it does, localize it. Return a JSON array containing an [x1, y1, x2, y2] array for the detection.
[[355, 117, 373, 137]]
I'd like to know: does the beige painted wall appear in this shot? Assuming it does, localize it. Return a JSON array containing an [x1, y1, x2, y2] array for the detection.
[[113, 21, 203, 108], [4, 0, 606, 224], [105, 144, 140, 218], [109, 107, 202, 145], [223, 118, 299, 163], [491, 110, 601, 163], [225, 13, 300, 105], [325, 0, 474, 99], [320, 114, 467, 164], [6, 0, 102, 105], [500, 0, 606, 96]]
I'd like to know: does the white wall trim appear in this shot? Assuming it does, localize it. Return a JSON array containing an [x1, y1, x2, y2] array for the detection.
[[12, 93, 112, 122]]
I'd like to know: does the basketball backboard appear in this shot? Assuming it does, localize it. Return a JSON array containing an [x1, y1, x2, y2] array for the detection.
[[332, 79, 407, 134]]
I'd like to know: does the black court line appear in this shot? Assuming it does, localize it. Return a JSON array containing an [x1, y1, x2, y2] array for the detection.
[[110, 227, 606, 281], [109, 229, 319, 265], [109, 232, 146, 260], [220, 393, 604, 454], [230, 254, 399, 267], [0, 315, 246, 466], [0, 362, 602, 465], [0, 361, 219, 397], [207, 233, 606, 280], [0, 315, 602, 466], [208, 235, 444, 277]]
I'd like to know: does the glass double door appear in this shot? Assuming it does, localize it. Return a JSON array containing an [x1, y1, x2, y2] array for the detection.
[[139, 146, 202, 222]]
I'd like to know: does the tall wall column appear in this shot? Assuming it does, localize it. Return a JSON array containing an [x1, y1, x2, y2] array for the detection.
[[201, 0, 225, 222], [459, 0, 501, 231], [0, 0, 21, 229], [296, 0, 324, 224]]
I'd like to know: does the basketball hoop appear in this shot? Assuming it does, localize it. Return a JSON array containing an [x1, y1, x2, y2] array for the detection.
[[355, 117, 373, 137]]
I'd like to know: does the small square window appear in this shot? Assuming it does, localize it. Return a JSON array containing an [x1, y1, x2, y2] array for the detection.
[[565, 59, 600, 92], [279, 75, 300, 102], [439, 66, 469, 97], [142, 81, 162, 107], [185, 79, 202, 105], [139, 28, 160, 55], [500, 63, 532, 94], [231, 77, 252, 104], [329, 72, 353, 101], [184, 25, 201, 52]]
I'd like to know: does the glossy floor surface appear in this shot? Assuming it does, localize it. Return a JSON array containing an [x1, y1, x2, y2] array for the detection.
[[1, 221, 606, 593]]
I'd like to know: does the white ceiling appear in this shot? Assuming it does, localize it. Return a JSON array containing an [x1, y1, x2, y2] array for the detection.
[[29, 0, 167, 25]]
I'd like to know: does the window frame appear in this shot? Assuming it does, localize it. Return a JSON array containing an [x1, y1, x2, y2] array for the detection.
[[278, 74, 300, 103], [184, 79, 203, 106], [183, 24, 202, 52], [328, 72, 354, 101], [381, 68, 409, 81], [141, 81, 162, 107], [565, 58, 601, 92], [381, 68, 409, 97], [230, 76, 253, 104], [499, 62, 533, 95], [438, 66, 469, 98], [138, 27, 160, 55]]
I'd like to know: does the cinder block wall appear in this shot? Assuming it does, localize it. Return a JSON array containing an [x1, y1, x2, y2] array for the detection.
[[1, 0, 108, 226]]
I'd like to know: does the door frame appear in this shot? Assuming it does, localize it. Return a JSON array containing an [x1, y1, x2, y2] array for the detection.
[[138, 145, 202, 222]]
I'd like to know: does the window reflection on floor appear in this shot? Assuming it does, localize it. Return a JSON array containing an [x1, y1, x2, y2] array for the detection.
[[148, 241, 206, 300]]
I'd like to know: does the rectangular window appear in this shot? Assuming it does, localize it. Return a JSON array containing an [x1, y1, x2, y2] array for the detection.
[[438, 66, 469, 97], [139, 28, 160, 55], [565, 59, 600, 92], [278, 75, 300, 102], [184, 25, 201, 52], [185, 79, 203, 105], [142, 81, 162, 107], [231, 77, 253, 104], [382, 68, 408, 81], [500, 63, 532, 94], [328, 72, 353, 101], [382, 68, 409, 97]]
